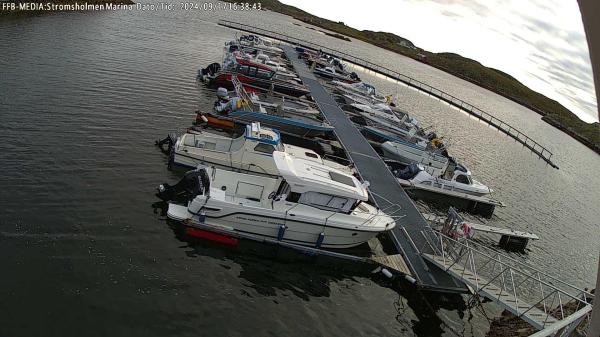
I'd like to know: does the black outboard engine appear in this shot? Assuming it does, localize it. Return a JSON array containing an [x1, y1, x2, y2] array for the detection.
[[228, 44, 239, 53], [156, 167, 211, 202], [394, 163, 422, 180], [350, 72, 360, 81], [155, 133, 177, 155], [198, 63, 221, 81]]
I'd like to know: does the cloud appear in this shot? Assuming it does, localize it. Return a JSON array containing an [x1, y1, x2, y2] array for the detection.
[[283, 0, 598, 122], [413, 0, 598, 122]]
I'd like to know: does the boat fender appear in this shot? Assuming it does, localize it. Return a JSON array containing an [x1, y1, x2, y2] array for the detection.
[[404, 274, 417, 284], [315, 232, 325, 248], [277, 224, 286, 241], [461, 222, 474, 239], [381, 268, 394, 279]]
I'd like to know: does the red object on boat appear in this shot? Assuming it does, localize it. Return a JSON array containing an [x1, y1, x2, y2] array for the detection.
[[185, 227, 239, 246], [243, 85, 260, 93]]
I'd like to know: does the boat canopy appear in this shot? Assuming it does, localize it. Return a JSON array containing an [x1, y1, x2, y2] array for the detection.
[[273, 151, 368, 201]]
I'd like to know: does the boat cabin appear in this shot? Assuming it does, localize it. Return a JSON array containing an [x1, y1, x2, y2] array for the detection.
[[235, 60, 275, 79], [442, 159, 472, 184], [272, 151, 369, 213], [176, 123, 343, 175]]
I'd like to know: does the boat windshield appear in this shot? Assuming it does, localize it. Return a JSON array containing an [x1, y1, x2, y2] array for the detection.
[[455, 174, 472, 185], [297, 191, 356, 213]]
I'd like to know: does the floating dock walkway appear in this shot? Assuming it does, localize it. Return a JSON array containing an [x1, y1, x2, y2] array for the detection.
[[282, 45, 467, 293], [218, 20, 558, 169]]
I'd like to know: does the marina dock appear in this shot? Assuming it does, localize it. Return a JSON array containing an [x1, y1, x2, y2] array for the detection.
[[219, 20, 559, 169], [282, 45, 467, 293]]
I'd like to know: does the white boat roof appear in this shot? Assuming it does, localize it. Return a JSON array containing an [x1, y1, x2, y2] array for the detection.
[[273, 151, 368, 200]]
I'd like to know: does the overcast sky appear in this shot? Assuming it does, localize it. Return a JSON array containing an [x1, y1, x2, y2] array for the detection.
[[280, 0, 598, 123]]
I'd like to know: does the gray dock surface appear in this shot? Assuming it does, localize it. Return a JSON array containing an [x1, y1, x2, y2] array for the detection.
[[283, 45, 466, 292]]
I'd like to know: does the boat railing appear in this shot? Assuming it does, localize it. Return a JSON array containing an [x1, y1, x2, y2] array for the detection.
[[368, 191, 405, 220], [231, 75, 256, 111], [418, 228, 593, 332]]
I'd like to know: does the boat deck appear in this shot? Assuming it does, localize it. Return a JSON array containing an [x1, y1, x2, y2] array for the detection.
[[283, 45, 467, 292]]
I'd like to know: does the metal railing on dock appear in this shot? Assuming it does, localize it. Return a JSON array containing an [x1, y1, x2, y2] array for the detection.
[[218, 20, 558, 169], [419, 229, 593, 334]]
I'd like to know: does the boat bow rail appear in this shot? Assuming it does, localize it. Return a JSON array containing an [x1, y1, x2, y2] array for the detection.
[[419, 228, 594, 335]]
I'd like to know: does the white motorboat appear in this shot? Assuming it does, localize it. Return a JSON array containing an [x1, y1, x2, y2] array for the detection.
[[158, 152, 396, 248], [313, 66, 360, 83], [248, 92, 321, 116], [349, 103, 403, 125], [381, 139, 448, 176], [394, 162, 492, 196], [239, 34, 283, 53], [173, 123, 352, 175], [331, 81, 388, 103]]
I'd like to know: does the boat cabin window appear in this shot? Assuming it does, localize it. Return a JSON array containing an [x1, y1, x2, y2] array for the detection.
[[275, 180, 291, 197], [285, 192, 301, 203], [259, 133, 274, 140], [305, 152, 318, 159], [256, 69, 273, 79], [297, 192, 355, 213], [254, 143, 276, 154], [237, 65, 250, 74], [455, 174, 471, 185], [329, 171, 356, 187]]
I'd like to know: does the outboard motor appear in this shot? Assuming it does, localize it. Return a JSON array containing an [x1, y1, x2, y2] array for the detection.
[[198, 63, 221, 82], [228, 44, 239, 53], [350, 72, 360, 81], [155, 133, 177, 155], [156, 166, 211, 202], [394, 163, 422, 180]]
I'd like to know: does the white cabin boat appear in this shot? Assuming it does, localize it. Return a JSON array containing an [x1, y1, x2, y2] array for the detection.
[[381, 140, 448, 176], [394, 162, 492, 196], [161, 152, 396, 248], [350, 103, 403, 125], [239, 35, 283, 53], [173, 123, 352, 176], [332, 81, 387, 103]]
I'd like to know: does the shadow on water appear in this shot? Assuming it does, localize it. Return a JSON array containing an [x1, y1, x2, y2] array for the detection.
[[152, 201, 373, 300], [152, 200, 474, 336]]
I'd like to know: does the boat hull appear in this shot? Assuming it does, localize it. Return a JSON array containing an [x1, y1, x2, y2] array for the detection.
[[208, 72, 310, 97], [167, 204, 382, 249], [202, 111, 334, 138], [381, 141, 447, 174]]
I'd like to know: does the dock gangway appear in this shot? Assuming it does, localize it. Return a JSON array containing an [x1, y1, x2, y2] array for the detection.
[[218, 20, 558, 169], [419, 226, 593, 335]]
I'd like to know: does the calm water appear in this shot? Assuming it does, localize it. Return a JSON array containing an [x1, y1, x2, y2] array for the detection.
[[1, 2, 598, 336]]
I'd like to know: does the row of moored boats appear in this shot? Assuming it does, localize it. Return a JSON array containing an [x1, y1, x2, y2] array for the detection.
[[155, 34, 496, 249]]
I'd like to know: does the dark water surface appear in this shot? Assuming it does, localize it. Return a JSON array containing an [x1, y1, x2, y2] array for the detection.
[[1, 3, 598, 336]]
